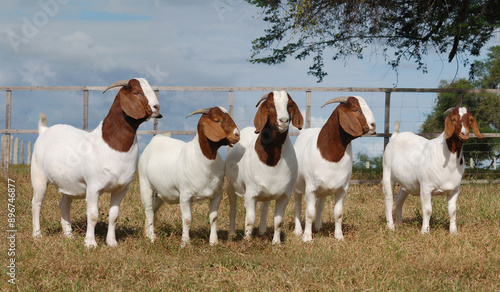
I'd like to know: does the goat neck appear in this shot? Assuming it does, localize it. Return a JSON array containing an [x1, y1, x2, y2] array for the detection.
[[317, 107, 356, 163], [445, 134, 464, 160], [197, 127, 223, 160], [102, 96, 144, 152], [255, 120, 289, 166]]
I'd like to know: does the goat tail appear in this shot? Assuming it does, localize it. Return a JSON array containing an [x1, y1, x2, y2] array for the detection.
[[38, 113, 48, 134], [391, 121, 400, 139]]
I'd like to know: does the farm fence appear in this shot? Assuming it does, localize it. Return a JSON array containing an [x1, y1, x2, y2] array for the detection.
[[1, 86, 499, 181]]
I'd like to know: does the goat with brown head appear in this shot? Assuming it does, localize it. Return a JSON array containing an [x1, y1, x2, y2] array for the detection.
[[444, 107, 483, 156], [139, 106, 239, 247], [253, 91, 303, 166], [187, 106, 240, 159], [317, 96, 376, 163]]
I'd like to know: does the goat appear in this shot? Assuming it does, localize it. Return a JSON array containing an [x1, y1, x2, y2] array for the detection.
[[139, 106, 240, 247], [382, 107, 483, 234], [293, 96, 376, 242], [31, 78, 162, 248], [225, 91, 303, 244]]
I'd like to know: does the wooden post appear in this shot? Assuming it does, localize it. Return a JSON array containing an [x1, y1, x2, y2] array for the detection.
[[154, 90, 160, 135], [1, 135, 8, 173], [456, 91, 463, 107], [4, 90, 11, 173], [228, 90, 234, 116], [21, 140, 25, 164], [384, 91, 391, 149], [13, 137, 18, 165], [83, 89, 89, 131], [306, 91, 311, 129], [28, 141, 32, 165]]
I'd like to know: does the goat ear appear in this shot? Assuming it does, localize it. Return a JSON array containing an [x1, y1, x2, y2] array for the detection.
[[288, 97, 304, 130], [339, 105, 363, 137], [254, 100, 268, 134], [202, 117, 226, 142], [444, 115, 455, 139], [120, 91, 148, 120], [471, 116, 483, 139]]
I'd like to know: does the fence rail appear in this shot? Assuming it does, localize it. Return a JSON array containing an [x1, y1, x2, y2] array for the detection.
[[2, 86, 500, 175]]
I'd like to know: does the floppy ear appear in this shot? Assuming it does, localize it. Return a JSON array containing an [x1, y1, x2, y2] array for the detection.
[[288, 96, 303, 130], [444, 115, 455, 139], [254, 100, 268, 134], [339, 105, 363, 137], [201, 116, 226, 142], [470, 116, 483, 139], [120, 91, 148, 120]]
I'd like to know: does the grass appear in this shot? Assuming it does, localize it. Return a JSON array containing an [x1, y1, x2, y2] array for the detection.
[[1, 165, 500, 291]]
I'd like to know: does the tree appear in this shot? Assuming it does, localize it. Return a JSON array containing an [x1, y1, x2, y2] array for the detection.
[[247, 0, 500, 82], [421, 46, 500, 167]]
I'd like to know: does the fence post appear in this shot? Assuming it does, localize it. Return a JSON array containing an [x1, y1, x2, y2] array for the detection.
[[3, 90, 12, 174], [13, 137, 18, 165], [21, 140, 24, 164], [28, 141, 32, 165], [83, 89, 89, 131], [384, 91, 391, 149], [306, 90, 311, 129], [154, 90, 160, 135], [228, 90, 234, 116], [456, 91, 463, 107]]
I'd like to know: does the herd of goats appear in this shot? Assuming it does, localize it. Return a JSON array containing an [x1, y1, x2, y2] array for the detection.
[[29, 78, 483, 248]]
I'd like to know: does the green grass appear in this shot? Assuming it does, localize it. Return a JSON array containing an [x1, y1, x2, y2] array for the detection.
[[1, 165, 499, 291]]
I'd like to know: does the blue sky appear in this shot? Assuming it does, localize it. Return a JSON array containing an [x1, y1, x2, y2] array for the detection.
[[1, 0, 499, 161]]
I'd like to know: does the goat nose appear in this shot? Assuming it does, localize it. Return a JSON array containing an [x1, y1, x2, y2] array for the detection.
[[279, 117, 289, 123]]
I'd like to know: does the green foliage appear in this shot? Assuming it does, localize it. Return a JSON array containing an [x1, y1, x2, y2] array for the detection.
[[470, 46, 500, 89], [353, 152, 382, 170], [247, 0, 500, 82]]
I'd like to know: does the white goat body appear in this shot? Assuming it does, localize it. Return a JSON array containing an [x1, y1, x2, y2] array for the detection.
[[225, 91, 303, 244], [383, 107, 483, 234], [31, 78, 161, 248], [139, 107, 239, 246], [293, 96, 376, 241]]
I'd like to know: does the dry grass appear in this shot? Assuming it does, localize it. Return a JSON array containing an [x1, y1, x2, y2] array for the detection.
[[1, 165, 500, 291]]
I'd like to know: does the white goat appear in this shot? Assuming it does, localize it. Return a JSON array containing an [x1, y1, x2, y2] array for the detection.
[[293, 96, 376, 242], [31, 78, 162, 248], [139, 107, 240, 247], [383, 107, 483, 234], [225, 91, 303, 244]]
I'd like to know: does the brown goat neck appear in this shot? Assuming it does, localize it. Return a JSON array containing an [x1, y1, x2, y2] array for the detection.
[[317, 109, 356, 163], [254, 123, 288, 167], [102, 96, 144, 152], [445, 135, 464, 159], [197, 129, 223, 160]]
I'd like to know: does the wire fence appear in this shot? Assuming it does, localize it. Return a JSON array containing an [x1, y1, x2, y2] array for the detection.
[[1, 86, 499, 181]]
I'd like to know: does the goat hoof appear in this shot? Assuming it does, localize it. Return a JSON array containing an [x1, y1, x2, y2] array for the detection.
[[84, 238, 98, 248], [302, 233, 313, 242]]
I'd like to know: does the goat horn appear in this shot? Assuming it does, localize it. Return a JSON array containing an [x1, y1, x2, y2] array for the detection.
[[255, 93, 270, 107], [186, 108, 211, 118], [102, 79, 130, 94], [442, 107, 455, 116], [321, 96, 349, 108]]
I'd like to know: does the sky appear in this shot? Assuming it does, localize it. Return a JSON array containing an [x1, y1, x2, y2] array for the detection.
[[1, 0, 499, 162]]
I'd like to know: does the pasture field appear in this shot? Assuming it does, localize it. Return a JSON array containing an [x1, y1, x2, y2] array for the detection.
[[1, 165, 499, 291]]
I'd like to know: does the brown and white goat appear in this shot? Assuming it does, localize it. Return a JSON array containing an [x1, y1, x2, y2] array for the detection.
[[383, 107, 483, 234], [225, 91, 303, 244], [293, 96, 376, 241], [139, 107, 240, 246], [31, 78, 162, 248]]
